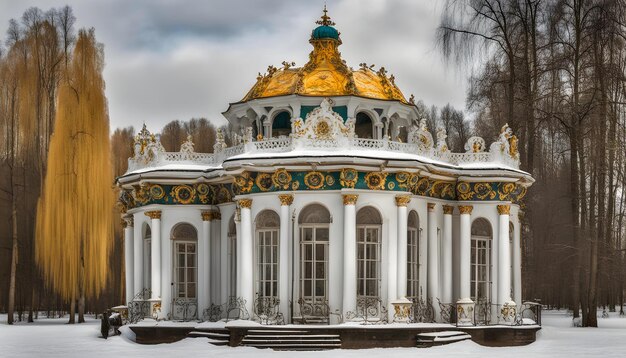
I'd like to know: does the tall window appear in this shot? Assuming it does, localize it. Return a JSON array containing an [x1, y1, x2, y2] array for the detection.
[[471, 218, 492, 302], [255, 210, 280, 298], [299, 204, 331, 307], [357, 206, 382, 298], [172, 223, 198, 299], [407, 211, 420, 298], [228, 216, 237, 298]]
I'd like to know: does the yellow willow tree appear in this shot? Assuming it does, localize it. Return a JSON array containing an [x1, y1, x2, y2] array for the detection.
[[35, 28, 113, 324]]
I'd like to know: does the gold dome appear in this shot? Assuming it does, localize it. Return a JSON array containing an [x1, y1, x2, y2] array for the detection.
[[241, 11, 409, 104]]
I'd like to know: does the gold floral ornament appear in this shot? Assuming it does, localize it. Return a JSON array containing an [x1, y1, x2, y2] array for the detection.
[[474, 183, 496, 200], [256, 173, 273, 192], [304, 171, 325, 189], [216, 186, 232, 204], [234, 172, 254, 194], [325, 175, 335, 186], [364, 171, 388, 190], [415, 177, 430, 195], [340, 168, 358, 188], [498, 182, 516, 200], [315, 120, 331, 138], [195, 183, 210, 203], [149, 184, 165, 200], [171, 185, 196, 204], [272, 168, 292, 190], [456, 182, 472, 200]]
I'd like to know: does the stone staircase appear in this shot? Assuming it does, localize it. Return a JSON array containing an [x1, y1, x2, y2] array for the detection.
[[187, 328, 231, 346], [416, 331, 472, 348], [240, 328, 342, 351]]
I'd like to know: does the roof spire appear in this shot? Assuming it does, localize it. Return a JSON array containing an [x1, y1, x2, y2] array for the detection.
[[316, 4, 335, 26]]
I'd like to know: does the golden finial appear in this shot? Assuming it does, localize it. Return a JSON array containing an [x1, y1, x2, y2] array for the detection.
[[316, 4, 336, 26]]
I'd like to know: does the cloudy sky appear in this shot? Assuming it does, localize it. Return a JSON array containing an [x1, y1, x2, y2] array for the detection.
[[0, 0, 468, 132]]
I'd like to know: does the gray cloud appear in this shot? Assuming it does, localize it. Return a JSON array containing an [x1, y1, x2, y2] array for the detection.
[[0, 0, 468, 132]]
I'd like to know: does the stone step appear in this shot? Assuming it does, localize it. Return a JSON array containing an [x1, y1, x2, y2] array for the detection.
[[416, 331, 471, 347], [241, 342, 341, 350]]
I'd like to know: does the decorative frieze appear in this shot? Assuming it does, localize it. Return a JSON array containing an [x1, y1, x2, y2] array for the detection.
[[145, 210, 162, 220], [342, 194, 359, 206], [458, 205, 473, 215], [394, 194, 411, 207], [278, 194, 294, 206], [497, 204, 511, 215], [443, 205, 454, 215]]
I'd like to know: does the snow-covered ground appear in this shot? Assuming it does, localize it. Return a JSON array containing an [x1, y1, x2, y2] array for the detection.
[[1, 310, 625, 357]]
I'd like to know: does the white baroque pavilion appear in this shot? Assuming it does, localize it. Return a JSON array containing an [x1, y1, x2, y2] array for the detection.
[[117, 9, 533, 325]]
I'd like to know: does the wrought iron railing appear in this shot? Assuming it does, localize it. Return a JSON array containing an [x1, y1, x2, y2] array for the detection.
[[127, 288, 152, 324], [296, 298, 331, 324], [345, 296, 389, 324], [224, 296, 250, 322], [171, 298, 198, 321], [409, 296, 435, 323]]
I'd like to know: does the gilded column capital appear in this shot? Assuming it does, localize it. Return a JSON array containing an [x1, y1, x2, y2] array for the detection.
[[238, 199, 253, 209], [212, 209, 222, 220], [121, 219, 128, 229], [443, 205, 454, 215], [342, 194, 359, 206], [497, 204, 511, 215], [201, 210, 214, 221], [395, 194, 411, 207], [145, 210, 161, 220], [427, 203, 436, 212], [458, 205, 473, 215], [278, 194, 294, 206]]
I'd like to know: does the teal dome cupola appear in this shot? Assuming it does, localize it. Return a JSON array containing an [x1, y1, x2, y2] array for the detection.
[[311, 5, 340, 40]]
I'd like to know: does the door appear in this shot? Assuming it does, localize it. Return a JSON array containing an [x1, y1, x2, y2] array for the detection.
[[299, 225, 329, 319]]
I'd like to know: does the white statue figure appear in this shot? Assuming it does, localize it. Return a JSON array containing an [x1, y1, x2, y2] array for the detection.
[[436, 126, 449, 153], [465, 136, 486, 153], [214, 128, 226, 153]]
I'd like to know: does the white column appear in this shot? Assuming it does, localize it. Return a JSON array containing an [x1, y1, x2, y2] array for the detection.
[[442, 205, 453, 304], [498, 205, 513, 305], [145, 211, 162, 300], [278, 194, 293, 323], [342, 194, 358, 315], [124, 217, 134, 304], [199, 211, 213, 318], [513, 212, 522, 305], [219, 206, 231, 306], [211, 211, 222, 305], [133, 214, 143, 296], [238, 199, 254, 315], [459, 205, 473, 300], [395, 195, 410, 298], [427, 203, 439, 318]]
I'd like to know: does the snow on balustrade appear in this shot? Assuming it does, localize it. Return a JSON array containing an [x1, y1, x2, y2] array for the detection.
[[124, 102, 521, 175]]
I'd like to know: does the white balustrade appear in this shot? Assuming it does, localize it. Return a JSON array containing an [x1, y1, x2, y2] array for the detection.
[[125, 136, 520, 174]]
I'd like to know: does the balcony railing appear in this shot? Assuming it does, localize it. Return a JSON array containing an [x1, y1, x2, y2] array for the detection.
[[127, 133, 521, 174]]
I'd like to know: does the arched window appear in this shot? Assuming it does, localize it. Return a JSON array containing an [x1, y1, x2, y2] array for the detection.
[[172, 223, 198, 300], [272, 111, 291, 138], [228, 215, 237, 298], [356, 206, 382, 298], [144, 225, 152, 292], [407, 211, 420, 298], [355, 112, 374, 139], [299, 204, 331, 310], [255, 210, 280, 298], [471, 218, 492, 302]]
